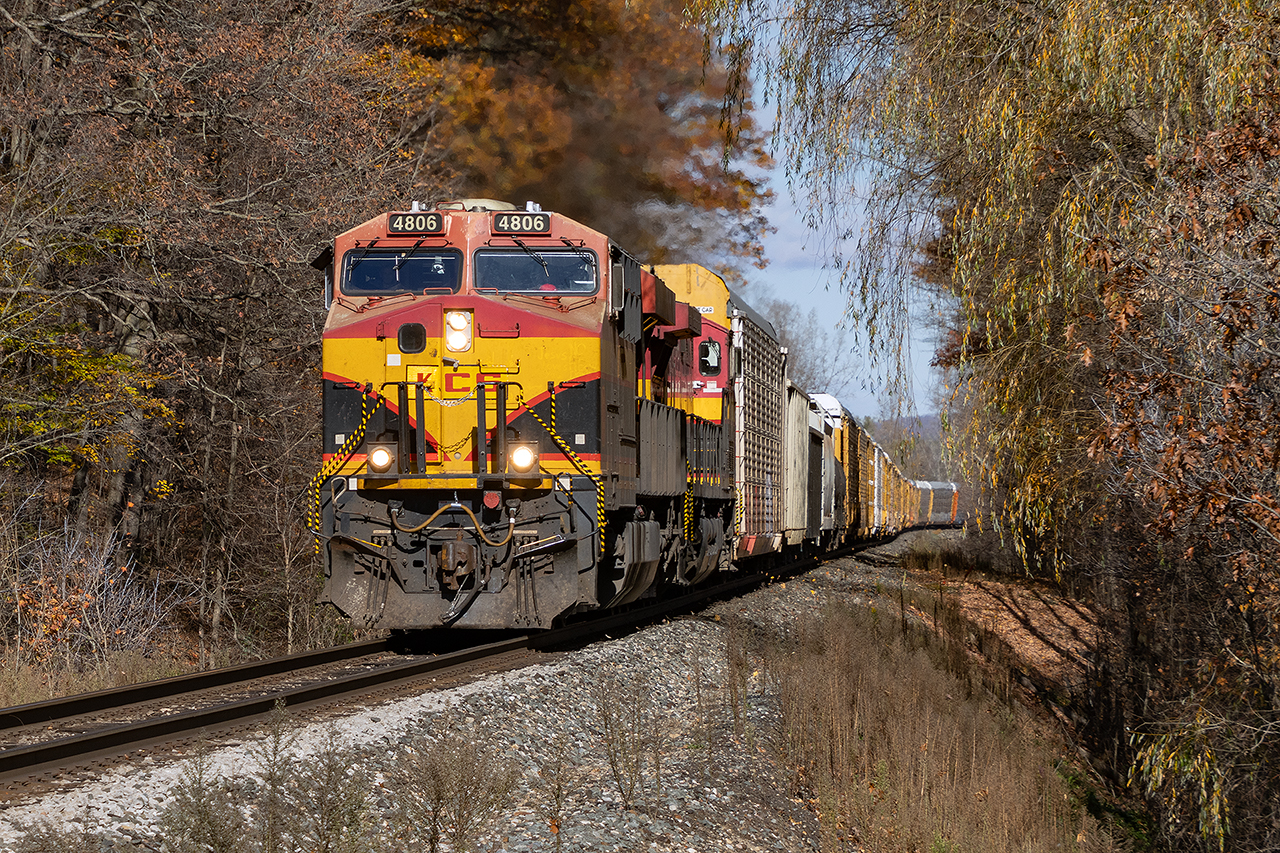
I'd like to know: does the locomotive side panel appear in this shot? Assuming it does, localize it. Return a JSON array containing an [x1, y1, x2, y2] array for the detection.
[[651, 264, 733, 428], [600, 320, 639, 510], [648, 264, 735, 529]]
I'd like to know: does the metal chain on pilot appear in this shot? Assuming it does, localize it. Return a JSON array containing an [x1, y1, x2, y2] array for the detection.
[[438, 433, 472, 457], [413, 383, 483, 463], [421, 384, 480, 408], [517, 387, 606, 557], [734, 484, 745, 535], [683, 458, 694, 544], [306, 388, 378, 553]]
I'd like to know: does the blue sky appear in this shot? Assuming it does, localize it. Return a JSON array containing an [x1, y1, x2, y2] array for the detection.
[[741, 186, 944, 419]]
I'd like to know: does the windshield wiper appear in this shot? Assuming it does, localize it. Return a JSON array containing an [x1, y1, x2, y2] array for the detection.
[[393, 239, 427, 273], [559, 238, 596, 273], [346, 239, 380, 270], [512, 238, 549, 277]]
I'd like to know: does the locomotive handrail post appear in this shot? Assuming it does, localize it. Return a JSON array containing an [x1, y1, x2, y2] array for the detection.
[[494, 381, 508, 474], [476, 384, 488, 474], [397, 382, 410, 475], [473, 379, 519, 476], [415, 383, 427, 473]]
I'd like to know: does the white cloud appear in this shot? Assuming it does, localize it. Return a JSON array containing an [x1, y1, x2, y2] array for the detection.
[[741, 167, 940, 416]]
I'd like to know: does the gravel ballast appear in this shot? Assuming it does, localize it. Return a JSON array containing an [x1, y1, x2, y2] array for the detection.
[[0, 532, 955, 852]]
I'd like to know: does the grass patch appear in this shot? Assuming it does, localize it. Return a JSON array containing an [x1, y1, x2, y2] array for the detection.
[[901, 538, 992, 578], [0, 649, 188, 707], [752, 600, 1128, 852]]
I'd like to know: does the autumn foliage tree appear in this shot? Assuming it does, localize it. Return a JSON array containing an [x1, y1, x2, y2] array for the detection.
[[0, 0, 445, 663], [1, 0, 777, 674], [695, 0, 1280, 847], [1090, 83, 1280, 851], [405, 0, 774, 275]]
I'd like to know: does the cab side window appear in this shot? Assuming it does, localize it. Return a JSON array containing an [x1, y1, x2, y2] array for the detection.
[[699, 340, 721, 376]]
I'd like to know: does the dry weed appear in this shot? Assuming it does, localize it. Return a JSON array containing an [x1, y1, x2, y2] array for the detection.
[[7, 816, 101, 853], [157, 713, 372, 853], [590, 669, 654, 807], [533, 734, 580, 852], [295, 728, 372, 853], [160, 744, 247, 853], [0, 509, 187, 707], [388, 726, 517, 853], [760, 602, 1126, 853]]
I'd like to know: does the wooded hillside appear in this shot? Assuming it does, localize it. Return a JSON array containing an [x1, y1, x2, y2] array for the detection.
[[0, 0, 769, 669], [696, 0, 1279, 849]]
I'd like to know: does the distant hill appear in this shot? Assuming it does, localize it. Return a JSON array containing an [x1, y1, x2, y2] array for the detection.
[[861, 413, 959, 481]]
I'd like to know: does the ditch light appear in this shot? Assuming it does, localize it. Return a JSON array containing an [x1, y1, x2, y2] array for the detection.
[[507, 443, 539, 474], [366, 443, 397, 476]]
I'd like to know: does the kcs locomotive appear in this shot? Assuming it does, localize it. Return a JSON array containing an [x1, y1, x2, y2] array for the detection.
[[308, 200, 959, 630]]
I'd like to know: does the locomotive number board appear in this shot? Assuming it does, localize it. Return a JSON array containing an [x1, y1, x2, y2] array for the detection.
[[388, 212, 445, 234], [491, 212, 551, 235]]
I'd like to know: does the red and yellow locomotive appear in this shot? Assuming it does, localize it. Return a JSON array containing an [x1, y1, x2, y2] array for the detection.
[[309, 200, 732, 629], [310, 199, 962, 631]]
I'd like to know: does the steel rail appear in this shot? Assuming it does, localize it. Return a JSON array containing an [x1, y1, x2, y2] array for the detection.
[[0, 635, 527, 781], [0, 637, 393, 731], [0, 562, 803, 783]]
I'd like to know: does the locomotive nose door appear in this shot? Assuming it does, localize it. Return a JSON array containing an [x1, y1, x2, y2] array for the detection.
[[402, 362, 442, 469], [387, 306, 445, 473]]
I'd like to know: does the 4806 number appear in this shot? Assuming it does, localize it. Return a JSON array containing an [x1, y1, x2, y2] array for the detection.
[[388, 212, 444, 234], [492, 213, 551, 234]]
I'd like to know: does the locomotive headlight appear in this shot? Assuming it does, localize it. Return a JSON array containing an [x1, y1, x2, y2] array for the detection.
[[445, 311, 472, 352], [508, 443, 539, 474], [367, 444, 396, 474]]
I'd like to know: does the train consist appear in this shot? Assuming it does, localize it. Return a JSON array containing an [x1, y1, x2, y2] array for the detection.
[[309, 200, 961, 630]]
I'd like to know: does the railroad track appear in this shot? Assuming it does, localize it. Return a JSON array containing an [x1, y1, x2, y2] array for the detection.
[[0, 565, 795, 786]]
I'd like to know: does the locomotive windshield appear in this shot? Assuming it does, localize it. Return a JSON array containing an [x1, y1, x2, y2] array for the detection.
[[473, 248, 598, 294], [342, 249, 462, 295]]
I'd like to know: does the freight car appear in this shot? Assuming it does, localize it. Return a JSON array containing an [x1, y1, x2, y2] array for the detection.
[[308, 200, 959, 630]]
